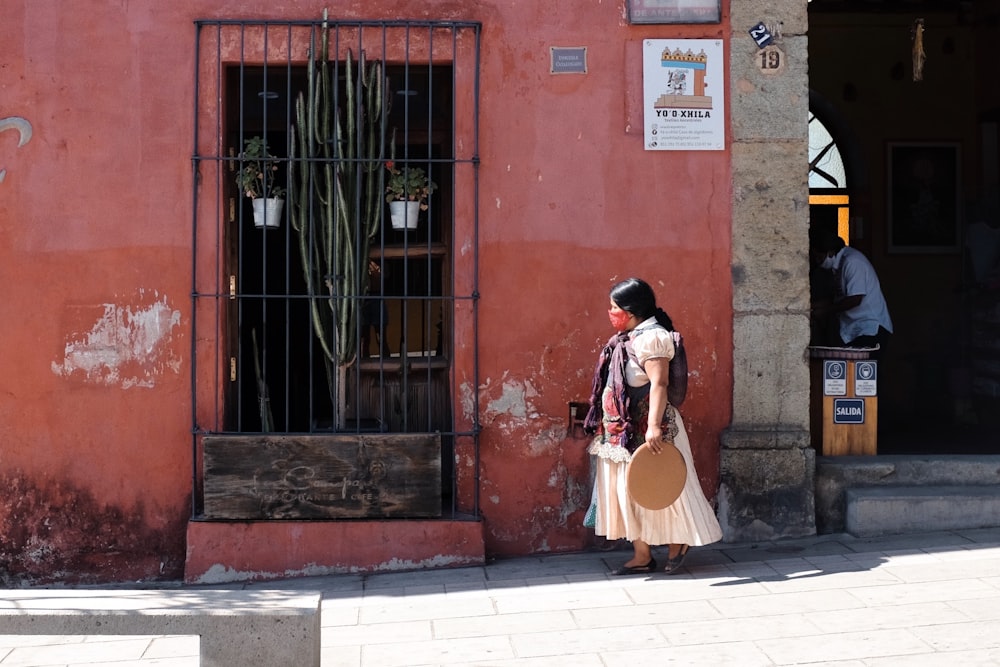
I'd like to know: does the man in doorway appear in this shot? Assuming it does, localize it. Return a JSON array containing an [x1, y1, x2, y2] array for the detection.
[[810, 232, 893, 355]]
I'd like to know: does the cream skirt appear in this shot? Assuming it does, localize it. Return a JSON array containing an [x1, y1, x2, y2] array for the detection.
[[592, 410, 723, 546]]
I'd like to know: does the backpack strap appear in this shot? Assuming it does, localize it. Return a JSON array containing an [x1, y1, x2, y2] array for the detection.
[[625, 325, 673, 364]]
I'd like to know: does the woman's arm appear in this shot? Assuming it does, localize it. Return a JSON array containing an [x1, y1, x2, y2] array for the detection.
[[643, 357, 670, 454]]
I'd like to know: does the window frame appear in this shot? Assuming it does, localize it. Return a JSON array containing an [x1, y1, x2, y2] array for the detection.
[[191, 18, 482, 520]]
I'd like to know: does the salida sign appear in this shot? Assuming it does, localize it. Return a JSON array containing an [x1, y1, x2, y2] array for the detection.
[[833, 398, 865, 424]]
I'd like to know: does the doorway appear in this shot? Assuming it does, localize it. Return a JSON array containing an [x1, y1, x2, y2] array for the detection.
[[807, 2, 1000, 454]]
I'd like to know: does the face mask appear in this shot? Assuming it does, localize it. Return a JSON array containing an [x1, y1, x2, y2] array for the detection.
[[608, 309, 631, 332], [821, 255, 836, 270]]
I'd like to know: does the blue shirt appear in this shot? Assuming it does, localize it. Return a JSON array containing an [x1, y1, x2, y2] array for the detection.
[[831, 246, 893, 343]]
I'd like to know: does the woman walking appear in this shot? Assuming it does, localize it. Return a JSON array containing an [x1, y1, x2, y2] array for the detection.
[[584, 277, 722, 574]]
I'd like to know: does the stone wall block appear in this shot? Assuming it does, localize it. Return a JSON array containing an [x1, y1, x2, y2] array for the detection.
[[721, 428, 811, 450], [731, 141, 810, 312], [718, 444, 816, 541], [730, 36, 809, 142], [729, 0, 807, 38], [732, 313, 811, 427]]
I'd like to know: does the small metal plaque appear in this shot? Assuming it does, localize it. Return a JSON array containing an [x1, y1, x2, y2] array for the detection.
[[756, 45, 786, 75], [627, 0, 721, 24], [550, 47, 587, 74], [748, 22, 774, 48]]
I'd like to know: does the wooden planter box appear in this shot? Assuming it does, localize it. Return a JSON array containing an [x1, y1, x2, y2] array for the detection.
[[202, 434, 441, 519]]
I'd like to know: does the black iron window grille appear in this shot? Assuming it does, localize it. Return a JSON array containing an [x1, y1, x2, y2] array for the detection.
[[191, 18, 481, 519]]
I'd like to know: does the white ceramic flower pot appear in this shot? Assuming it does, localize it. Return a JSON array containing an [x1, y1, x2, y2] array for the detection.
[[389, 200, 421, 230], [252, 198, 284, 229]]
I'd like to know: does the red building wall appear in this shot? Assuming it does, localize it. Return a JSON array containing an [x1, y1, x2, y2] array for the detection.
[[0, 1, 732, 582]]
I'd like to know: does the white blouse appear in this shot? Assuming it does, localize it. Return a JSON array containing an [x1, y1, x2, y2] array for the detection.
[[625, 317, 675, 387]]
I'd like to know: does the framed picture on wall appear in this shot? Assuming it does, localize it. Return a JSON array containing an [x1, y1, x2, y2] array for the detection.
[[887, 142, 961, 253]]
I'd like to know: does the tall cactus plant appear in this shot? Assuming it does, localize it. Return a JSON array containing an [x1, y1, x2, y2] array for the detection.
[[289, 12, 389, 423]]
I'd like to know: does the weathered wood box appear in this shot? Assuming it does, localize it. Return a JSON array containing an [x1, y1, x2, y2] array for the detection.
[[202, 434, 441, 519]]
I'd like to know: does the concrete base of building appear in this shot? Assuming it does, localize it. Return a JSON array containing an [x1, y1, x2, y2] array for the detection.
[[717, 427, 818, 542], [184, 517, 485, 584]]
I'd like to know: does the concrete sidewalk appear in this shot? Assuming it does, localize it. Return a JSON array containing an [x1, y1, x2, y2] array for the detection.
[[4, 528, 1000, 665]]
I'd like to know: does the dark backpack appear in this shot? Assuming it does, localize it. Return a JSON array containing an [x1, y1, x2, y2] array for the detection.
[[667, 331, 688, 407], [626, 327, 688, 407]]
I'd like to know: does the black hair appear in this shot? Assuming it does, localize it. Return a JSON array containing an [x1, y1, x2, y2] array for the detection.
[[810, 232, 846, 254], [609, 277, 675, 330]]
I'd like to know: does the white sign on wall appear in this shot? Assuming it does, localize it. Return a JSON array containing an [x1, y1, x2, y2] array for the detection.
[[823, 360, 848, 396], [642, 39, 724, 151], [855, 361, 878, 397]]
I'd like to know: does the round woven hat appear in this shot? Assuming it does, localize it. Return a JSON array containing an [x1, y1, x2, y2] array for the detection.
[[626, 441, 687, 510]]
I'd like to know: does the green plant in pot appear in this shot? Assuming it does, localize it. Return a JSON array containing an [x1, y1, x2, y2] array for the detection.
[[385, 161, 437, 230], [236, 135, 286, 229]]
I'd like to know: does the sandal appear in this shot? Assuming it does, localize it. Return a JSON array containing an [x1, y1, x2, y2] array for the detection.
[[664, 545, 690, 574], [612, 558, 657, 576]]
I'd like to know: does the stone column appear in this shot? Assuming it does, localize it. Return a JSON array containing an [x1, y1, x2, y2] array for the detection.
[[720, 1, 816, 541]]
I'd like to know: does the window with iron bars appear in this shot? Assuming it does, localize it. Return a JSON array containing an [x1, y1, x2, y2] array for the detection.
[[191, 18, 481, 518]]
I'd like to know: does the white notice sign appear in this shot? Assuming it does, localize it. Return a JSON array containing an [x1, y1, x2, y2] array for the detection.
[[643, 39, 725, 151], [855, 361, 878, 397], [824, 360, 847, 396]]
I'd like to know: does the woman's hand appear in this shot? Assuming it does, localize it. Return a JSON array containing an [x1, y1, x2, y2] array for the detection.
[[645, 426, 665, 454]]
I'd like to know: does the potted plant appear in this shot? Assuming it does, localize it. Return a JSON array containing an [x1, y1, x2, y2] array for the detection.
[[385, 161, 437, 230], [236, 135, 286, 229]]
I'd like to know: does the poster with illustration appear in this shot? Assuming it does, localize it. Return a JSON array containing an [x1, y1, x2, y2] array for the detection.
[[643, 39, 724, 151]]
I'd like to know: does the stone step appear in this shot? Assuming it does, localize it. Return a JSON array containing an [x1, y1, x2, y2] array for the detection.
[[815, 455, 1000, 534], [845, 485, 1000, 538]]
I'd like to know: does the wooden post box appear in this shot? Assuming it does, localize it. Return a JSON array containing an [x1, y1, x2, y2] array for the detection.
[[809, 347, 878, 456]]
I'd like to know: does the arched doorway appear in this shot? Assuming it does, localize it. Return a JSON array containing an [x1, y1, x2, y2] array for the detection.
[[808, 101, 853, 348]]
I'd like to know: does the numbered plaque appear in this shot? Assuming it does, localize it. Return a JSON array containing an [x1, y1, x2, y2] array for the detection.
[[756, 45, 785, 75], [748, 22, 774, 48]]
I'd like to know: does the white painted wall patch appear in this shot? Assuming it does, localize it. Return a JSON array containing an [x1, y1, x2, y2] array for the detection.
[[51, 292, 182, 388]]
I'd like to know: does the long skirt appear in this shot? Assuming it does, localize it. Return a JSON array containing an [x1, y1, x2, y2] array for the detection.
[[591, 409, 723, 546]]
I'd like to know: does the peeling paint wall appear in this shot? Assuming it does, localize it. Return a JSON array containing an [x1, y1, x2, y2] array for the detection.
[[475, 249, 732, 557], [51, 291, 182, 389]]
